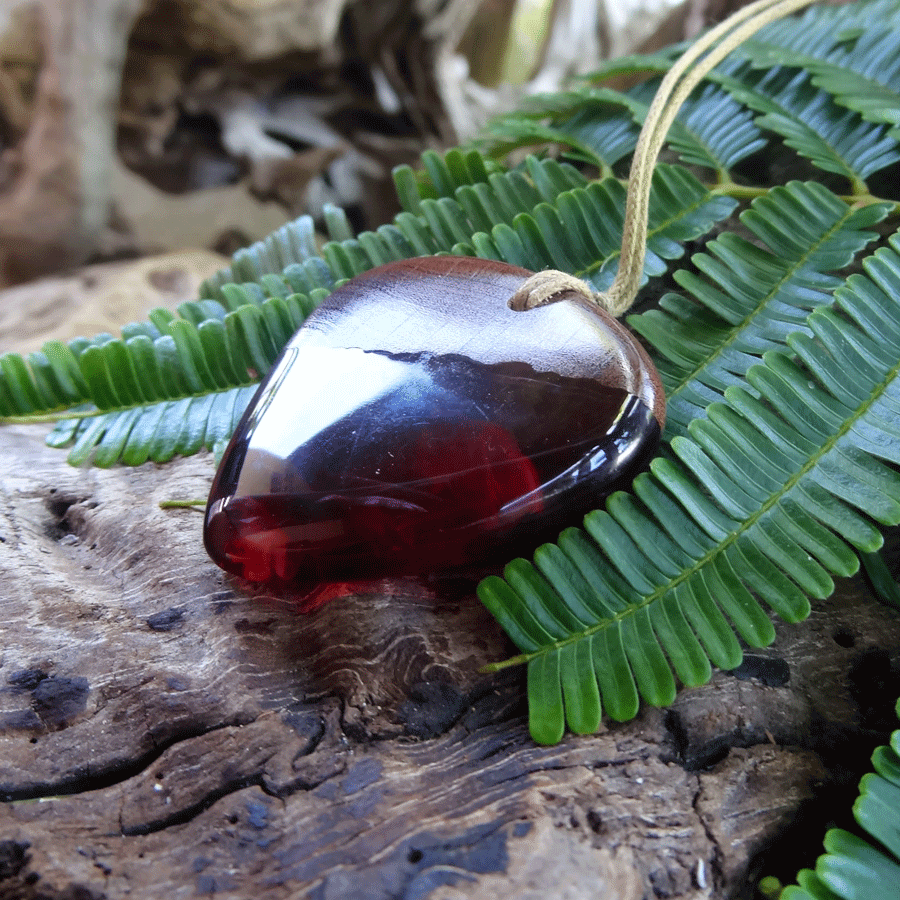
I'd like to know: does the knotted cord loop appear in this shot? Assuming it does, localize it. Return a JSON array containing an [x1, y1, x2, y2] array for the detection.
[[508, 270, 596, 310]]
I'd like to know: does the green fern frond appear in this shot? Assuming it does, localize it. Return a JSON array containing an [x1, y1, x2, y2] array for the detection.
[[460, 164, 736, 290], [309, 156, 590, 280], [741, 11, 900, 139], [479, 230, 900, 744], [0, 285, 329, 465], [479, 1, 900, 191], [629, 181, 892, 437], [198, 215, 336, 303], [228, 156, 731, 294], [0, 342, 88, 416], [393, 148, 499, 211], [805, 26, 900, 138], [204, 153, 584, 309], [0, 157, 582, 418], [653, 81, 768, 175], [0, 288, 327, 421], [46, 387, 257, 467], [712, 63, 900, 187], [480, 88, 642, 171], [738, 0, 900, 67], [580, 48, 680, 84], [0, 150, 733, 461], [781, 698, 900, 900], [485, 80, 767, 179]]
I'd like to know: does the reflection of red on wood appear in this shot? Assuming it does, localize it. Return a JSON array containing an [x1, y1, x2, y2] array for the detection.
[[295, 577, 440, 613]]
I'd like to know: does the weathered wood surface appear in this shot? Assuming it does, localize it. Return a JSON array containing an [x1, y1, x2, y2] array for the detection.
[[2, 263, 900, 900], [2, 421, 900, 900], [0, 250, 226, 357]]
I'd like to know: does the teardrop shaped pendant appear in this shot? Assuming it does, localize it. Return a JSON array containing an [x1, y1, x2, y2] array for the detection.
[[203, 257, 665, 589]]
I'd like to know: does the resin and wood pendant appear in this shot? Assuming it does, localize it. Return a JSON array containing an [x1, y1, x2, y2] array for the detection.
[[204, 257, 665, 589]]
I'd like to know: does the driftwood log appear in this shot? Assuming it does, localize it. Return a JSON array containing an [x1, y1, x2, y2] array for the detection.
[[2, 264, 900, 900]]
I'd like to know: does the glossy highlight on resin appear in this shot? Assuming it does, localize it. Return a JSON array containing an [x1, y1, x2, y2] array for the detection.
[[204, 257, 665, 588]]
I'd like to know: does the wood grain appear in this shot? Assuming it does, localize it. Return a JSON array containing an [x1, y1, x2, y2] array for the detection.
[[2, 260, 900, 899], [2, 418, 899, 899]]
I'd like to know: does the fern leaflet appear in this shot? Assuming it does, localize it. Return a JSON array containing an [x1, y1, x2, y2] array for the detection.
[[629, 181, 892, 437], [781, 698, 900, 899], [479, 231, 900, 744]]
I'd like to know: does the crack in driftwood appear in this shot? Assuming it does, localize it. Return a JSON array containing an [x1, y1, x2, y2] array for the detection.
[[0, 715, 257, 803]]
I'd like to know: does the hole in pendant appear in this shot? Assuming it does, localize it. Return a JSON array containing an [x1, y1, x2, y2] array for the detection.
[[507, 271, 594, 311]]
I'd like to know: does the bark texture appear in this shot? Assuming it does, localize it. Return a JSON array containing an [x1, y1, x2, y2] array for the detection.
[[2, 264, 900, 899]]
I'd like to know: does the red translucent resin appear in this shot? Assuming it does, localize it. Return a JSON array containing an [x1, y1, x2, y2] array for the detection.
[[204, 257, 665, 587]]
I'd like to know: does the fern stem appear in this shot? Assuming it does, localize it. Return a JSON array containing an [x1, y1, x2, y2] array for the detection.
[[707, 182, 898, 211], [481, 652, 533, 674], [710, 182, 769, 201], [849, 175, 869, 198], [598, 0, 821, 318], [0, 408, 104, 426], [846, 194, 900, 214]]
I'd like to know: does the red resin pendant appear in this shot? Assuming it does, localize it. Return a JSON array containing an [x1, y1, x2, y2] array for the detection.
[[204, 257, 665, 590]]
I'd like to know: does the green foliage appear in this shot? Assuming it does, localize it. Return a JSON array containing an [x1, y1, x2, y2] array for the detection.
[[712, 64, 900, 184], [479, 230, 900, 744], [0, 154, 734, 464], [197, 215, 335, 301], [2, 284, 330, 466], [464, 0, 900, 743], [779, 698, 900, 900], [630, 181, 891, 437], [739, 6, 900, 138]]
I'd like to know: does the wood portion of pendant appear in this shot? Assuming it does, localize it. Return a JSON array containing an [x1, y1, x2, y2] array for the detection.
[[204, 257, 665, 586]]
